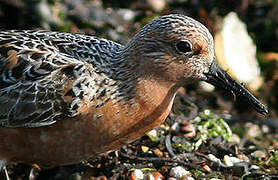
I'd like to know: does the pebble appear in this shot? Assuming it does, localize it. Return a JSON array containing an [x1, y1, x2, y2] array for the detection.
[[169, 166, 191, 179], [207, 154, 232, 168], [229, 156, 243, 164], [252, 150, 267, 159], [246, 123, 261, 137], [141, 145, 149, 153], [131, 169, 144, 180], [230, 134, 241, 144], [261, 125, 270, 133], [117, 9, 136, 21], [250, 165, 260, 170], [153, 172, 164, 180], [202, 164, 211, 172], [237, 153, 250, 163], [147, 0, 166, 12], [146, 129, 158, 141], [145, 172, 164, 180], [208, 154, 222, 165], [199, 81, 215, 92], [223, 155, 234, 167], [153, 148, 164, 157], [171, 122, 180, 131]]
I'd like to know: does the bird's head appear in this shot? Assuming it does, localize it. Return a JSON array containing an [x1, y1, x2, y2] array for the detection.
[[127, 14, 267, 115]]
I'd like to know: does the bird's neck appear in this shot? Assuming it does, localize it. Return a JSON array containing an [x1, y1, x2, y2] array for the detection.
[[114, 43, 182, 113]]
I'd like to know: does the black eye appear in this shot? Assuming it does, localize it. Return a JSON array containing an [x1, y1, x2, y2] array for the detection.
[[176, 40, 192, 54]]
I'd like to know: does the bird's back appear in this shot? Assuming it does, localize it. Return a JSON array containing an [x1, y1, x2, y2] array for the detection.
[[0, 30, 124, 66], [0, 30, 124, 127]]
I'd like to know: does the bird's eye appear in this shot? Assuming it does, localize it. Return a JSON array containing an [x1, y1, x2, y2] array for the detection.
[[175, 40, 192, 54]]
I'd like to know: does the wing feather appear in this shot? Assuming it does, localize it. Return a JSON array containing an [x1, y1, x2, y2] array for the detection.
[[0, 30, 123, 128], [0, 31, 84, 127]]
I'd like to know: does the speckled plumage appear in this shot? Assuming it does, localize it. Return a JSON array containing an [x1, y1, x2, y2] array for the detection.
[[0, 14, 215, 128], [0, 14, 267, 169], [0, 30, 136, 127]]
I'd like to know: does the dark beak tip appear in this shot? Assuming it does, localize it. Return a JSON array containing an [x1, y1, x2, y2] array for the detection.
[[205, 61, 268, 115], [260, 105, 268, 115]]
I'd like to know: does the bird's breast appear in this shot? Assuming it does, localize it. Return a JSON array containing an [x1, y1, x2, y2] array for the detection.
[[0, 78, 178, 166]]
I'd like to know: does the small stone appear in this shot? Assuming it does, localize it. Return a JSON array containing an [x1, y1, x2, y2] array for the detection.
[[262, 125, 270, 133], [230, 134, 241, 144], [246, 123, 261, 137], [223, 155, 234, 167], [252, 150, 267, 159], [117, 9, 136, 21], [169, 166, 190, 179], [250, 165, 260, 170], [153, 172, 164, 180], [146, 129, 159, 142], [145, 172, 164, 180], [193, 116, 201, 122], [207, 154, 226, 167], [171, 122, 180, 131], [208, 154, 220, 163], [237, 153, 250, 163], [147, 0, 166, 12], [199, 81, 215, 92], [229, 157, 243, 164], [202, 164, 211, 172], [131, 169, 144, 180], [153, 148, 163, 157], [141, 145, 149, 153]]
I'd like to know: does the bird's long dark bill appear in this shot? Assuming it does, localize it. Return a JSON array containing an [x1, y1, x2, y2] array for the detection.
[[204, 60, 268, 115]]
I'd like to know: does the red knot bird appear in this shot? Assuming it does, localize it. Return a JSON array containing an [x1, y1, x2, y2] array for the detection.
[[0, 14, 267, 174]]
